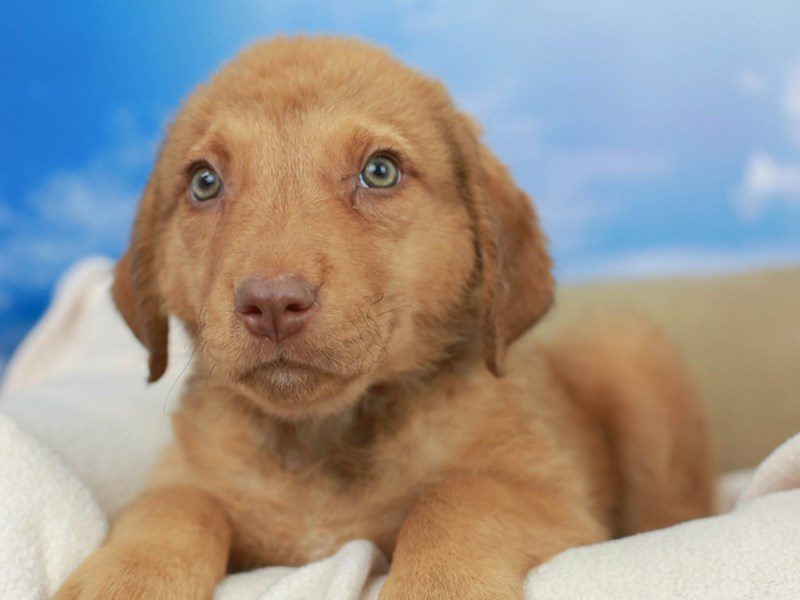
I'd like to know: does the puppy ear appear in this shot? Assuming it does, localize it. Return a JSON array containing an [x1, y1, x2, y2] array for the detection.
[[455, 116, 554, 377], [111, 179, 169, 383]]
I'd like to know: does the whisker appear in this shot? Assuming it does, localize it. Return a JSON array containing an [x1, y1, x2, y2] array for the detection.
[[163, 345, 197, 415], [376, 303, 413, 317]]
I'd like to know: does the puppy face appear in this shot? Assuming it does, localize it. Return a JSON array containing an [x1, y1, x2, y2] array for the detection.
[[113, 37, 554, 419]]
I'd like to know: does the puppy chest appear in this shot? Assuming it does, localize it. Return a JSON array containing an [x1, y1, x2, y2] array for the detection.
[[224, 473, 414, 569]]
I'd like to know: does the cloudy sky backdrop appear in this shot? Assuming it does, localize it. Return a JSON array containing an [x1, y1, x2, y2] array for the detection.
[[2, 0, 800, 368]]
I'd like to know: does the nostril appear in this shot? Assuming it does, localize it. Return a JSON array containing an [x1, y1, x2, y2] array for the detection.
[[285, 303, 307, 313], [240, 304, 263, 317]]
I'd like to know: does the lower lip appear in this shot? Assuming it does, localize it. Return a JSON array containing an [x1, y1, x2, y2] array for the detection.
[[258, 357, 325, 377]]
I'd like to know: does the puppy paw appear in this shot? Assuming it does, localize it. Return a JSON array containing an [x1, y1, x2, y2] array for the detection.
[[379, 564, 523, 600], [54, 543, 209, 600]]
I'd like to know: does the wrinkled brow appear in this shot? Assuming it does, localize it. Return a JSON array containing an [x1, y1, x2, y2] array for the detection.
[[341, 124, 419, 171], [184, 127, 233, 172]]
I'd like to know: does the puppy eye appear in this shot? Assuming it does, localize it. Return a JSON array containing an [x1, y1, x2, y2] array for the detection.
[[190, 166, 223, 201], [359, 155, 400, 189]]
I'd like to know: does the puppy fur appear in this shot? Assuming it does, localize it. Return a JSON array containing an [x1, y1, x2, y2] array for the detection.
[[56, 37, 713, 599]]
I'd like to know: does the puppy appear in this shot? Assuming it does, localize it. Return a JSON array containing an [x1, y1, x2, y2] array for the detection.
[[56, 36, 713, 599]]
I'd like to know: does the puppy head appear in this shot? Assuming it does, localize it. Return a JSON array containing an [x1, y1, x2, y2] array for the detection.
[[113, 37, 553, 419]]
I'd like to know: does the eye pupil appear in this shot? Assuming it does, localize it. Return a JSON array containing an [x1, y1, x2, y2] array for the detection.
[[199, 171, 215, 188], [369, 162, 388, 178]]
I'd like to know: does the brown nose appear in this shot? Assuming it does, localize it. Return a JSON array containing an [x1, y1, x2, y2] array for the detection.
[[234, 276, 317, 342]]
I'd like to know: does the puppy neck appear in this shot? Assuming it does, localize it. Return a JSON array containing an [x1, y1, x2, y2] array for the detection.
[[183, 364, 412, 480]]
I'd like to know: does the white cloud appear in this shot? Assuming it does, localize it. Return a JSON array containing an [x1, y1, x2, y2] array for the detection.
[[0, 110, 155, 288], [736, 151, 800, 219], [738, 70, 768, 96], [539, 149, 669, 204], [735, 61, 800, 219], [784, 64, 800, 143], [28, 166, 139, 235], [563, 244, 800, 283]]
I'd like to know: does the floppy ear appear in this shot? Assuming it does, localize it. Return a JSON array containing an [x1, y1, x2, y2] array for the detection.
[[112, 179, 169, 383], [455, 116, 554, 377]]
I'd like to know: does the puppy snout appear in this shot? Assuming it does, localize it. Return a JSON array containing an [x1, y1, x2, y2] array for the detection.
[[235, 276, 318, 342]]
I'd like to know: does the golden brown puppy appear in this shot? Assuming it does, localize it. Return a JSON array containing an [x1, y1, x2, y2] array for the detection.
[[56, 36, 713, 599]]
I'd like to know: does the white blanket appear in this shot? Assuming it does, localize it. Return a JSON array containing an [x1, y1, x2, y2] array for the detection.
[[2, 259, 799, 599], [0, 414, 107, 598]]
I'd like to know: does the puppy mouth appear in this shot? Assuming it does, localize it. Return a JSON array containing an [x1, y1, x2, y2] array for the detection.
[[233, 344, 367, 387], [197, 313, 399, 416], [232, 354, 363, 410], [236, 320, 394, 379], [242, 355, 345, 379]]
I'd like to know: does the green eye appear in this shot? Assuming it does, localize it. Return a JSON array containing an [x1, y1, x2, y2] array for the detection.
[[359, 155, 400, 189], [191, 166, 222, 201]]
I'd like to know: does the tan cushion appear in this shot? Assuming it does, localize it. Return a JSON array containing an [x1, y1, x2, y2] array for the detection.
[[541, 267, 800, 472]]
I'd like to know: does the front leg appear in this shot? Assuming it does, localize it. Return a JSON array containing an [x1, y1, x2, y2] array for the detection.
[[380, 475, 608, 600], [55, 484, 231, 600]]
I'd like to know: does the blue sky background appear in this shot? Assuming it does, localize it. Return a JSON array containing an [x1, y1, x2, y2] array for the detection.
[[2, 0, 800, 370]]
